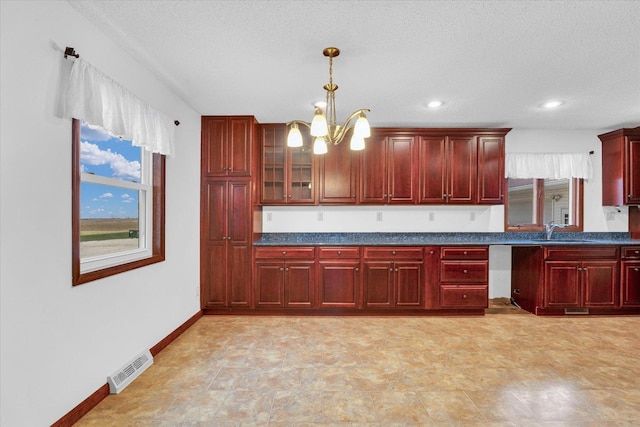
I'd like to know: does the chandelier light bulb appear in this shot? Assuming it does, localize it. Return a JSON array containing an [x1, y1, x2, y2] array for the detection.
[[313, 137, 328, 155], [310, 108, 328, 137], [350, 136, 365, 151], [287, 123, 303, 147], [353, 113, 371, 138]]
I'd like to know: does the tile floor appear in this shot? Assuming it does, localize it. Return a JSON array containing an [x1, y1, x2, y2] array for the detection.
[[77, 312, 640, 426]]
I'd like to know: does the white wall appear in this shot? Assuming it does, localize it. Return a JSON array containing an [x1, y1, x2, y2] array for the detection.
[[0, 2, 201, 425]]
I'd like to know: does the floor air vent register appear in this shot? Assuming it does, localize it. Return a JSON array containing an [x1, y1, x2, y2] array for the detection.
[[107, 349, 153, 394]]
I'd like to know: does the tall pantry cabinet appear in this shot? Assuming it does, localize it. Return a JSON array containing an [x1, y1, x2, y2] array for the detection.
[[201, 116, 259, 309]]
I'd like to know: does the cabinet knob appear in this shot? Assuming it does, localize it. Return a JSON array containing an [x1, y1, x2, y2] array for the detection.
[[337, 251, 342, 256], [463, 251, 468, 255], [395, 268, 399, 272], [356, 267, 360, 272], [635, 250, 639, 254], [279, 267, 283, 271], [463, 269, 468, 274], [288, 195, 292, 198], [389, 267, 393, 271], [628, 194, 632, 199], [286, 268, 289, 271], [352, 195, 356, 198], [392, 251, 396, 255], [429, 250, 434, 255], [282, 251, 286, 256], [634, 268, 639, 272], [462, 294, 468, 299]]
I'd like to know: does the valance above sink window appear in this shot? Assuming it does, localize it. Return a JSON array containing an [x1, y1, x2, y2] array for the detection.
[[505, 153, 593, 179]]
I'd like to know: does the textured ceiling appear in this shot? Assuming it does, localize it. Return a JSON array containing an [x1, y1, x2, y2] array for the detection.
[[68, 0, 639, 130]]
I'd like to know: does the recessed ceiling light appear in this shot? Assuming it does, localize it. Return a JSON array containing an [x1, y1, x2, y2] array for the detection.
[[427, 100, 444, 108], [541, 100, 564, 109]]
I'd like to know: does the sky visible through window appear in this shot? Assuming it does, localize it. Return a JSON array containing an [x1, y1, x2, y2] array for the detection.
[[80, 122, 141, 219]]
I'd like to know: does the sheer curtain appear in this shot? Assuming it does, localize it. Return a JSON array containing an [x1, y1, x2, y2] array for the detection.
[[65, 57, 175, 156], [505, 153, 592, 179]]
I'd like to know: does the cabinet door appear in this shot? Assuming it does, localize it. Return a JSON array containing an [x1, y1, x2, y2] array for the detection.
[[318, 261, 361, 308], [261, 125, 286, 203], [288, 138, 316, 204], [227, 117, 253, 176], [255, 262, 285, 307], [359, 134, 388, 203], [387, 136, 417, 203], [319, 139, 358, 204], [544, 261, 581, 307], [202, 180, 227, 243], [447, 136, 477, 204], [228, 181, 251, 244], [395, 261, 423, 307], [228, 245, 252, 307], [424, 247, 440, 309], [285, 262, 315, 307], [626, 137, 640, 204], [477, 136, 505, 204], [418, 136, 447, 203], [621, 261, 640, 306], [202, 244, 227, 308], [202, 117, 228, 177], [583, 261, 619, 307], [363, 261, 393, 307]]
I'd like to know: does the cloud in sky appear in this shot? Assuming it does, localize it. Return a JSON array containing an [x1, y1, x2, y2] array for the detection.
[[100, 192, 113, 199], [81, 141, 141, 181]]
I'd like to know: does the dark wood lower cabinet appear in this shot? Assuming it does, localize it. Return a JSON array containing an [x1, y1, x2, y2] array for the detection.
[[254, 257, 315, 308], [511, 245, 639, 316]]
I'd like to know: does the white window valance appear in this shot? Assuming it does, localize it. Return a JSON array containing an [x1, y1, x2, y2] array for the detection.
[[65, 57, 175, 156], [505, 153, 592, 179]]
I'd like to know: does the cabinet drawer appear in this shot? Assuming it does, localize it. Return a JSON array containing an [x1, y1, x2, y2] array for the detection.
[[440, 285, 488, 308], [255, 247, 315, 259], [363, 247, 423, 259], [622, 247, 640, 259], [440, 261, 488, 283], [318, 247, 361, 259], [544, 246, 618, 260], [441, 247, 488, 260]]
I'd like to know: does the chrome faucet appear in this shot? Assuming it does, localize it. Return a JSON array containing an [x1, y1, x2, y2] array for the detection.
[[545, 222, 565, 240]]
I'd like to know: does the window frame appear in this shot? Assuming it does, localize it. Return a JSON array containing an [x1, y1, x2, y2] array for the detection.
[[72, 119, 165, 285], [504, 177, 583, 232]]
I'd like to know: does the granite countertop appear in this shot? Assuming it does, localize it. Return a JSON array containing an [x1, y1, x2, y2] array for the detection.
[[253, 232, 638, 246]]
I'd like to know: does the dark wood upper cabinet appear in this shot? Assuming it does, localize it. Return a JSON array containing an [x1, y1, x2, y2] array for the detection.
[[260, 124, 316, 205], [359, 130, 418, 204], [419, 134, 476, 204], [477, 136, 505, 204], [318, 136, 359, 204], [599, 127, 640, 206], [202, 116, 256, 177]]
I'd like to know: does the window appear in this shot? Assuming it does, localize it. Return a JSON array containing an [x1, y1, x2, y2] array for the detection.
[[506, 177, 583, 231], [72, 119, 165, 285]]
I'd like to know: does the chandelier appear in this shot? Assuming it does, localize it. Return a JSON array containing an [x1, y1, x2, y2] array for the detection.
[[286, 47, 371, 154]]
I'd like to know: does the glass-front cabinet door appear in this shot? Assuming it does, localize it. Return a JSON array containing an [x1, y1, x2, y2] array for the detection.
[[261, 124, 316, 204]]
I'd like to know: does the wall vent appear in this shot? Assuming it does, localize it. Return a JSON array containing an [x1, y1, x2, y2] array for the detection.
[[564, 308, 589, 315], [107, 349, 153, 394]]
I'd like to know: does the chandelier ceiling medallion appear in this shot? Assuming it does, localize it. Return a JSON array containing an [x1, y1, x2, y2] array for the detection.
[[287, 47, 371, 155]]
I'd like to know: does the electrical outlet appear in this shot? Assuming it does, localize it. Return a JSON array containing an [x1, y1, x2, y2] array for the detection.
[[428, 212, 435, 221], [376, 212, 383, 221], [606, 211, 615, 221], [317, 211, 324, 221], [266, 212, 272, 222], [470, 212, 476, 221]]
